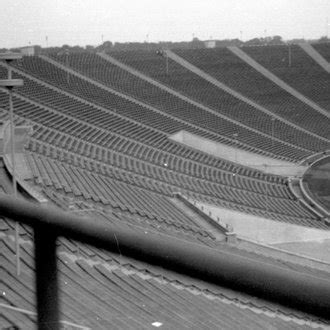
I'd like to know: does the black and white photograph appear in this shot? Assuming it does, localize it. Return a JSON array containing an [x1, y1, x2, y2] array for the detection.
[[1, 1, 330, 329]]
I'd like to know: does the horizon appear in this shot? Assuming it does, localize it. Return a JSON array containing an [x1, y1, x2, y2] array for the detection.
[[2, 34, 330, 51], [0, 0, 329, 49]]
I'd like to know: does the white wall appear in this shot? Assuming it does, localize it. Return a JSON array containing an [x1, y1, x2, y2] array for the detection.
[[170, 130, 307, 177], [193, 200, 330, 244]]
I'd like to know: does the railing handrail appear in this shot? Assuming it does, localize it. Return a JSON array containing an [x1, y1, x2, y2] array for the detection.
[[1, 193, 330, 329]]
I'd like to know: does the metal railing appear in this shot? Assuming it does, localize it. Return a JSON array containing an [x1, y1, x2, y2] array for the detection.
[[1, 193, 330, 330], [0, 52, 24, 276]]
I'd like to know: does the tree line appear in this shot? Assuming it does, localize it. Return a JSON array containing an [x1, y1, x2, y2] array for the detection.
[[2, 35, 329, 55]]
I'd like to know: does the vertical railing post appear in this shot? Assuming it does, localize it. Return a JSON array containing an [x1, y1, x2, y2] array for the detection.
[[166, 52, 169, 75], [0, 53, 24, 276], [34, 228, 60, 330], [8, 84, 21, 276]]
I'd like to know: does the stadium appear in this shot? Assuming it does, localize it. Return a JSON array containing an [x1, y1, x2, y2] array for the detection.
[[1, 5, 330, 329]]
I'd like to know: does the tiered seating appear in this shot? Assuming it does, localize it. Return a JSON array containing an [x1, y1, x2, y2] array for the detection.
[[1, 63, 288, 162], [10, 56, 313, 160], [243, 44, 330, 111], [28, 127, 289, 191], [173, 48, 330, 139], [1, 52, 327, 229], [313, 42, 330, 62], [3, 235, 316, 329], [2, 87, 292, 193], [1, 88, 292, 189], [41, 188, 220, 247], [53, 52, 330, 154], [24, 150, 326, 228], [0, 160, 13, 194], [110, 49, 329, 150], [26, 152, 216, 235], [1, 77, 295, 192], [2, 47, 330, 329]]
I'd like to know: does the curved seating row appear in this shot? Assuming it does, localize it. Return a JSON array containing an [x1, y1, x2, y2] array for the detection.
[[173, 48, 330, 139], [9, 56, 314, 160], [242, 44, 330, 112]]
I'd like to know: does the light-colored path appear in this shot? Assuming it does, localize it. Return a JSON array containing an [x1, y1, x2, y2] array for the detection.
[[229, 46, 330, 119], [299, 42, 330, 73], [272, 239, 330, 263], [193, 200, 330, 245], [170, 130, 307, 177]]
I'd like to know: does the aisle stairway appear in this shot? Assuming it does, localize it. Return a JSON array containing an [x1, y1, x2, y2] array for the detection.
[[166, 49, 330, 140], [228, 46, 330, 119]]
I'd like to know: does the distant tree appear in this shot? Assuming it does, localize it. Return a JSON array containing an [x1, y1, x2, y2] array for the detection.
[[71, 45, 85, 52], [245, 38, 263, 46], [46, 47, 62, 55], [85, 45, 95, 52], [216, 39, 243, 47], [289, 38, 306, 44], [318, 36, 329, 43], [191, 37, 204, 48], [269, 35, 284, 45], [230, 38, 244, 46], [96, 41, 113, 52]]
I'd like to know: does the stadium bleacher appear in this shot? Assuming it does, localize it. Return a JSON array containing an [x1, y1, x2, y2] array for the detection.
[[1, 46, 329, 228], [1, 43, 330, 328], [242, 44, 330, 111], [313, 42, 330, 62], [173, 48, 330, 138], [9, 56, 318, 160]]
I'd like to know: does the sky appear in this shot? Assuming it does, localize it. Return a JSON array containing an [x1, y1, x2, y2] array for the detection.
[[0, 0, 329, 48]]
